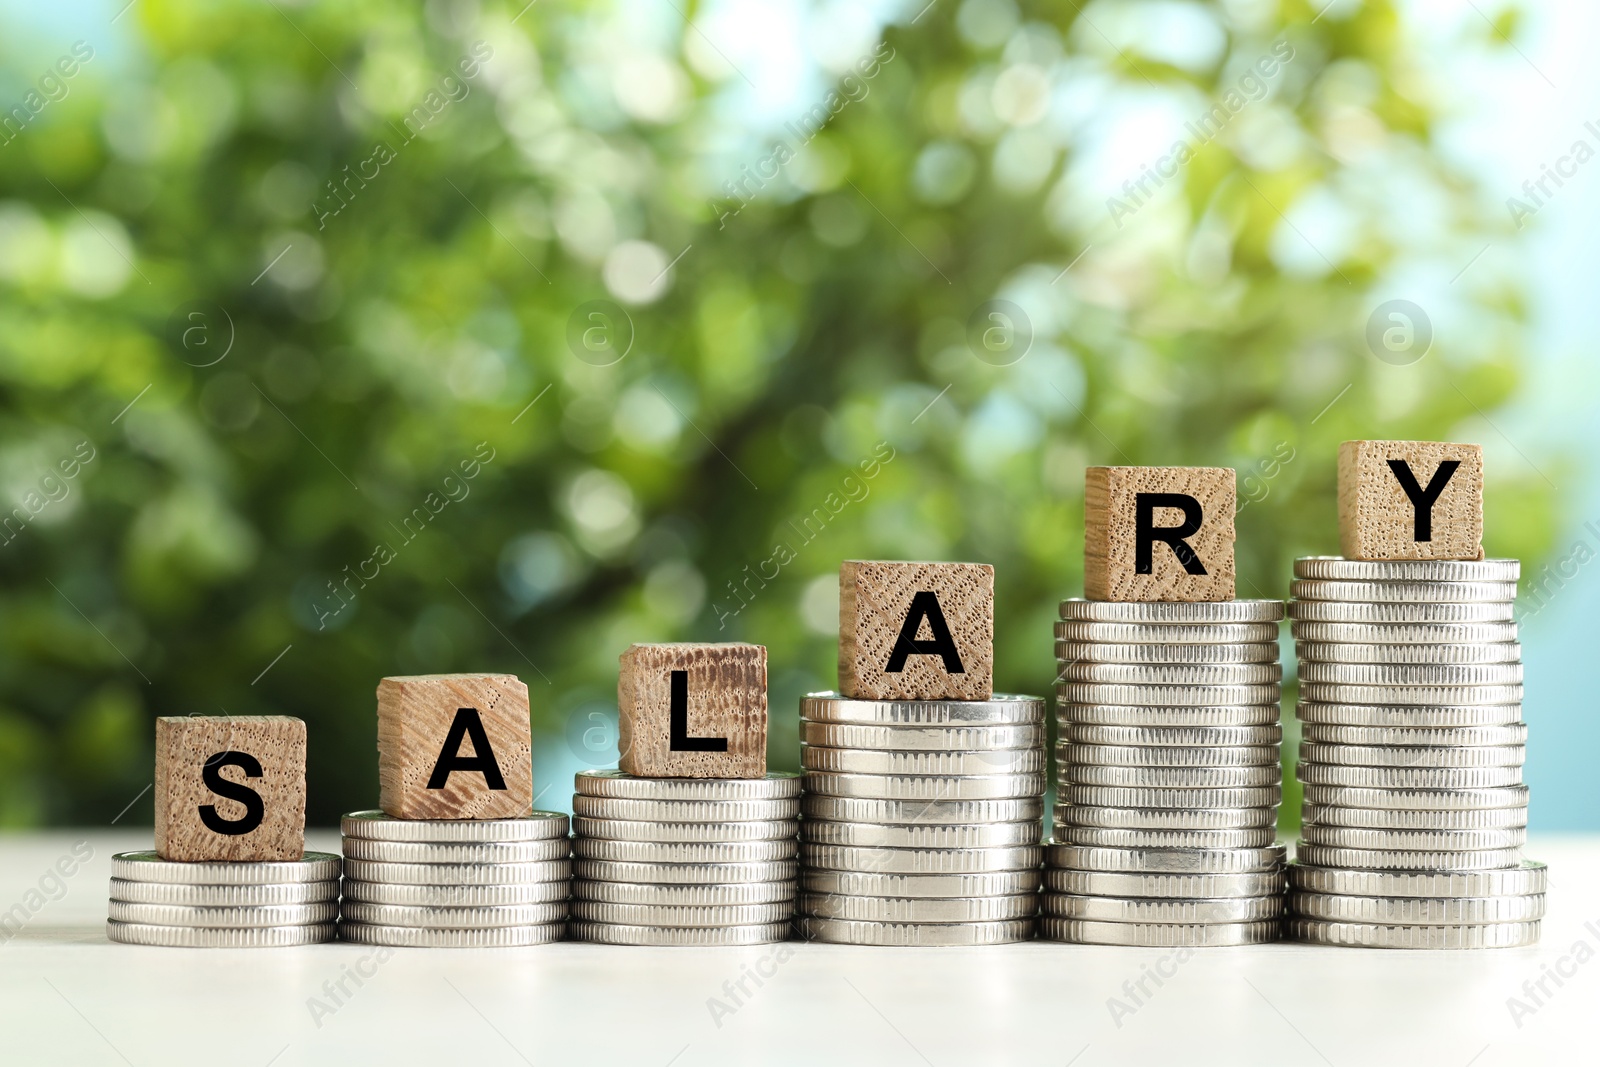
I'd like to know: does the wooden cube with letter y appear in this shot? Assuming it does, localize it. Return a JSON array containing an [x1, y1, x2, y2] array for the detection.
[[1084, 466, 1236, 602], [838, 560, 994, 701], [618, 643, 767, 778], [1338, 440, 1484, 560], [154, 715, 307, 862], [377, 673, 533, 819]]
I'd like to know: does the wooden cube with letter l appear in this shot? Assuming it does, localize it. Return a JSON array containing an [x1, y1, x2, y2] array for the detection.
[[838, 560, 994, 701], [1084, 466, 1236, 602], [1338, 440, 1484, 560], [618, 643, 767, 778], [154, 715, 307, 862], [376, 673, 533, 819]]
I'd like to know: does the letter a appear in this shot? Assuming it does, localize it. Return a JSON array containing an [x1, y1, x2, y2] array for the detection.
[[1134, 493, 1207, 574], [1386, 458, 1459, 541], [426, 708, 507, 790], [884, 591, 966, 674]]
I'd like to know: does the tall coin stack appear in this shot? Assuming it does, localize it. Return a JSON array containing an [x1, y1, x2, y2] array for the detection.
[[108, 851, 340, 947], [1044, 599, 1287, 947], [794, 692, 1046, 946], [567, 771, 800, 945], [1285, 557, 1545, 948], [338, 811, 571, 946]]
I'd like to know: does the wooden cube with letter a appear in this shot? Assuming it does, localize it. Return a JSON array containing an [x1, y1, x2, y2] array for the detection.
[[154, 715, 306, 862], [618, 643, 767, 778], [1085, 466, 1236, 602], [1338, 440, 1483, 560], [377, 674, 533, 819], [838, 561, 994, 701]]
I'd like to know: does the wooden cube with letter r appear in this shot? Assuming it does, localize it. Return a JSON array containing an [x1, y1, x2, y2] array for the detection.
[[154, 715, 306, 862], [377, 674, 533, 819], [1338, 440, 1483, 560], [838, 561, 994, 701], [618, 643, 767, 778], [1084, 466, 1236, 602]]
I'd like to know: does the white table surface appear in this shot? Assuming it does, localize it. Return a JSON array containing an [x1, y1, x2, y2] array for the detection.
[[0, 830, 1592, 1066]]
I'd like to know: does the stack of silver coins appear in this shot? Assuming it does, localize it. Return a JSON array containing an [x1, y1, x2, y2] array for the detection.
[[108, 851, 339, 946], [337, 810, 570, 947], [1286, 556, 1545, 948], [568, 771, 799, 945], [1046, 599, 1287, 947], [794, 692, 1045, 946]]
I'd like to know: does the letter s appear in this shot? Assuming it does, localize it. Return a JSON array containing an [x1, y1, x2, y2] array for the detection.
[[198, 752, 266, 835]]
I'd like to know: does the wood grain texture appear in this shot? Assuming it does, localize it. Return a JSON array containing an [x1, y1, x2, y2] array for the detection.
[[1338, 440, 1484, 560], [618, 643, 767, 778], [154, 716, 306, 862], [376, 674, 532, 819], [1084, 466, 1236, 602], [838, 560, 994, 701]]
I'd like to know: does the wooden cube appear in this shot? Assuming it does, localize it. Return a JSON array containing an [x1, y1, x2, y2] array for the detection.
[[1085, 466, 1236, 602], [838, 561, 994, 701], [376, 674, 532, 819], [1339, 441, 1484, 560], [154, 716, 306, 862], [618, 643, 767, 778]]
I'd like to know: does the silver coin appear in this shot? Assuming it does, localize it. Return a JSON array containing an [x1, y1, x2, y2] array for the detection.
[[1300, 784, 1528, 812], [342, 858, 572, 885], [801, 795, 1043, 825], [800, 842, 1042, 874], [1300, 723, 1527, 747], [799, 720, 1045, 752], [1060, 703, 1281, 727], [572, 816, 796, 843], [108, 920, 336, 947], [795, 916, 1034, 946], [1298, 742, 1525, 768], [1056, 805, 1277, 830], [802, 868, 1041, 899], [1059, 599, 1284, 623], [1298, 825, 1526, 851], [1057, 682, 1282, 707], [1295, 702, 1524, 728], [1040, 917, 1278, 946], [796, 892, 1037, 923], [570, 920, 789, 946], [1299, 683, 1523, 707], [111, 851, 341, 885], [342, 838, 570, 864], [803, 770, 1046, 801], [1066, 765, 1281, 788], [1060, 743, 1280, 768], [572, 858, 798, 885], [1055, 827, 1277, 849], [338, 921, 563, 947], [1299, 662, 1523, 686], [1289, 601, 1515, 623], [570, 900, 794, 927], [572, 838, 797, 864], [570, 879, 796, 906], [801, 819, 1041, 849], [1286, 918, 1539, 949], [575, 771, 801, 801], [1046, 841, 1285, 873], [1289, 891, 1545, 925], [107, 900, 338, 927], [1058, 661, 1283, 686], [800, 744, 1045, 777], [1064, 784, 1281, 810], [1044, 867, 1284, 899], [800, 692, 1045, 725], [1295, 763, 1521, 789], [1290, 579, 1518, 604], [1286, 859, 1547, 897], [1055, 641, 1279, 665], [571, 795, 801, 823], [341, 880, 570, 907], [1064, 724, 1283, 747], [1041, 893, 1283, 924], [1056, 620, 1281, 644], [341, 901, 568, 928], [339, 810, 569, 842], [1293, 557, 1521, 582], [1293, 843, 1523, 871], [1290, 620, 1519, 644], [1295, 642, 1521, 665], [107, 878, 338, 907], [1302, 804, 1526, 830]]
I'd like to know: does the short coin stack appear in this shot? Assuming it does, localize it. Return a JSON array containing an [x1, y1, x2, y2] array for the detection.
[[1045, 599, 1286, 947], [337, 811, 571, 946], [567, 771, 800, 945], [1286, 556, 1544, 948], [794, 692, 1045, 946], [108, 851, 340, 947]]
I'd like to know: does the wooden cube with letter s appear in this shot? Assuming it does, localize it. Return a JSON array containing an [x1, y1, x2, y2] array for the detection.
[[376, 673, 533, 819], [838, 560, 995, 701], [153, 715, 308, 862]]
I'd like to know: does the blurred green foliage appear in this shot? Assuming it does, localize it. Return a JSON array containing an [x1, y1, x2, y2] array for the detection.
[[0, 0, 1554, 827]]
